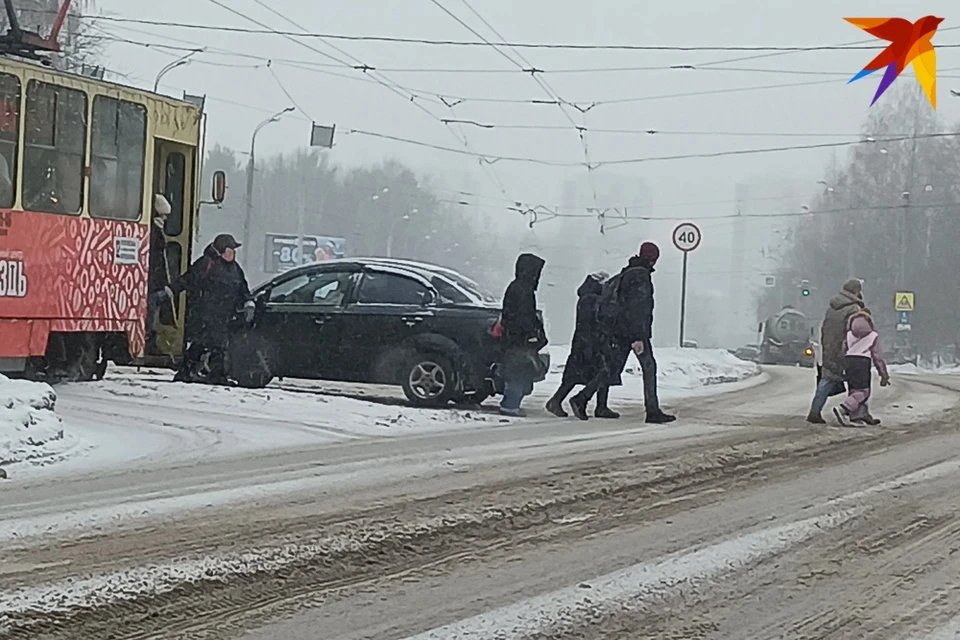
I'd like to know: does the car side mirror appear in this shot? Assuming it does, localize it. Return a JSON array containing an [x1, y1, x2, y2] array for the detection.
[[421, 290, 437, 306]]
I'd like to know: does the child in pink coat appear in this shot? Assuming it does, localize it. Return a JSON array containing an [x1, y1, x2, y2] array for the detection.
[[834, 309, 890, 427]]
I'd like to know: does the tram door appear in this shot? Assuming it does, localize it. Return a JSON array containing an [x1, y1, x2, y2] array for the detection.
[[151, 139, 197, 358]]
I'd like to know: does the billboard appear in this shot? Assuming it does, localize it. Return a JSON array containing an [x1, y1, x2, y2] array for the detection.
[[264, 234, 346, 274]]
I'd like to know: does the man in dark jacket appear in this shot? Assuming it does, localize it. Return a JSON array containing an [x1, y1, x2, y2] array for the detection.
[[570, 242, 676, 424], [499, 253, 547, 416], [156, 233, 254, 384], [807, 279, 867, 423], [545, 271, 619, 418]]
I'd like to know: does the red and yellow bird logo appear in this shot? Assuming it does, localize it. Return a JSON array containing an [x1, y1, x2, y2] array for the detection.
[[845, 16, 943, 109]]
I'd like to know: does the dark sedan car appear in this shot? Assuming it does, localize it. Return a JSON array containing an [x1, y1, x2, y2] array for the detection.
[[226, 258, 549, 406]]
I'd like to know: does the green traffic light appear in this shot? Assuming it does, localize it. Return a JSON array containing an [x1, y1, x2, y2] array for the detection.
[[801, 289, 810, 297]]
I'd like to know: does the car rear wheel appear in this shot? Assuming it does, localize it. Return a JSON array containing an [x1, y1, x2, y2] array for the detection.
[[402, 352, 457, 407]]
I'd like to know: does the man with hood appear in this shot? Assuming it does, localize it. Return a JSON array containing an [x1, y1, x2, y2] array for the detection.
[[156, 233, 255, 383], [570, 242, 676, 424], [545, 270, 619, 418], [499, 253, 548, 416], [807, 279, 867, 424]]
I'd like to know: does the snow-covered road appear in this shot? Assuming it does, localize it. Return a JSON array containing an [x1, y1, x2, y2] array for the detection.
[[3, 358, 960, 639]]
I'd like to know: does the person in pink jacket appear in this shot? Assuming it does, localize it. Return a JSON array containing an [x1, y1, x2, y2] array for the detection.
[[834, 309, 890, 427]]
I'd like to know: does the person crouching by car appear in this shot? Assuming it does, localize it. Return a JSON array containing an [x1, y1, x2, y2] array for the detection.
[[154, 233, 255, 384], [499, 253, 548, 417]]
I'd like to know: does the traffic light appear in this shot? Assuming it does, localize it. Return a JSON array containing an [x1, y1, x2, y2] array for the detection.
[[800, 279, 811, 297], [802, 287, 811, 297]]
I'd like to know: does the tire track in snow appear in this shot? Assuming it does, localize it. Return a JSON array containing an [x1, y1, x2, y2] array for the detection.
[[4, 456, 958, 636], [399, 458, 960, 640]]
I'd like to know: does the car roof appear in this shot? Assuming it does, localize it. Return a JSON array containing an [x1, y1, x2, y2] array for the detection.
[[261, 257, 500, 307]]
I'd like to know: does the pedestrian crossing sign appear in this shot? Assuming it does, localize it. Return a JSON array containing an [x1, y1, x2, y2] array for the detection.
[[894, 291, 915, 311]]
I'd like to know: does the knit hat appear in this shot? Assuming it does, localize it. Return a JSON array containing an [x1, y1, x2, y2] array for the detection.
[[638, 242, 660, 263], [154, 194, 171, 216], [842, 279, 862, 296]]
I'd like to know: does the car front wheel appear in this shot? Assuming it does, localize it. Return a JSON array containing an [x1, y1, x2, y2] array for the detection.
[[402, 352, 457, 407]]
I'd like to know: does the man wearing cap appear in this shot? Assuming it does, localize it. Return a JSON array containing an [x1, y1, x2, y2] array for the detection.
[[159, 233, 254, 383], [570, 242, 676, 424], [807, 279, 867, 424], [147, 195, 175, 352]]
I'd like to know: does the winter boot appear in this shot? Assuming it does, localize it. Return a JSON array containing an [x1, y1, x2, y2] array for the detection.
[[569, 395, 590, 421], [646, 410, 676, 424], [832, 405, 850, 427], [595, 406, 620, 419], [864, 415, 881, 426], [499, 406, 524, 418], [545, 396, 568, 418], [806, 412, 827, 425]]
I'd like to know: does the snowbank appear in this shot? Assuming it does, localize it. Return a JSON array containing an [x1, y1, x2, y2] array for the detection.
[[543, 345, 762, 403], [890, 362, 960, 376], [0, 374, 67, 469]]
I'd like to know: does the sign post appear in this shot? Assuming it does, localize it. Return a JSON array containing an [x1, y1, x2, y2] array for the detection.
[[895, 291, 914, 331], [672, 222, 702, 346]]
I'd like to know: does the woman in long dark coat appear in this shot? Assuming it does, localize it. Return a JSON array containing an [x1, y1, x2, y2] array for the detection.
[[545, 271, 619, 419]]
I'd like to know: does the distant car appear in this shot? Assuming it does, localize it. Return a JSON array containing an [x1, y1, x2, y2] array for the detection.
[[681, 339, 699, 348], [227, 257, 549, 406]]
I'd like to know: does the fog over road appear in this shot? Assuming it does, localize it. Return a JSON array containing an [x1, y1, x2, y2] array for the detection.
[[3, 367, 960, 640]]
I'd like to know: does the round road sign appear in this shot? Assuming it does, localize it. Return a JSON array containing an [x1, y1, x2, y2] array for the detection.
[[672, 222, 702, 252]]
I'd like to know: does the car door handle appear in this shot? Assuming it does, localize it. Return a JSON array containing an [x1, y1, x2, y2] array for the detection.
[[314, 315, 333, 326], [401, 316, 424, 325]]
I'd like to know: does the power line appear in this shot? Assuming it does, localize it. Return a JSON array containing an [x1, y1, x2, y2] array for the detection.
[[429, 0, 604, 218], [73, 14, 960, 51], [203, 0, 515, 201], [343, 129, 960, 168]]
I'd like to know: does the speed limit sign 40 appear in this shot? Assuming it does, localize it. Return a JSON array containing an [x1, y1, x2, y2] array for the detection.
[[673, 222, 702, 252]]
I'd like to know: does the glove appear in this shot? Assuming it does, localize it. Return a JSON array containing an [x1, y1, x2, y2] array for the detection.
[[880, 375, 891, 387], [243, 300, 256, 324], [632, 340, 645, 355]]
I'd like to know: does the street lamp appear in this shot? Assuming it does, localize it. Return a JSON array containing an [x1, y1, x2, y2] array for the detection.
[[153, 49, 203, 92], [386, 210, 415, 258], [242, 106, 295, 252]]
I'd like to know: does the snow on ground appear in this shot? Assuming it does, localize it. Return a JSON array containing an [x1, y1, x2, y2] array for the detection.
[[18, 347, 760, 479], [538, 345, 763, 405], [0, 375, 70, 471], [891, 362, 960, 376]]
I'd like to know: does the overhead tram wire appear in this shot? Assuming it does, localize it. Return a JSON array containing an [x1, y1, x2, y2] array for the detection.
[[202, 0, 514, 201], [342, 129, 960, 167], [428, 0, 603, 216], [246, 0, 514, 200], [97, 31, 921, 145], [66, 13, 960, 51], [87, 25, 960, 77]]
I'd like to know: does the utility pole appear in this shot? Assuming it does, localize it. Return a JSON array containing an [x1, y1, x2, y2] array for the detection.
[[242, 107, 294, 254], [900, 86, 923, 289]]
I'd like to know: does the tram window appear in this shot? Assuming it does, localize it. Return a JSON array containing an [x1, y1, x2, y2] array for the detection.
[[90, 97, 146, 221], [0, 74, 20, 208], [163, 152, 186, 236], [23, 81, 86, 215]]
